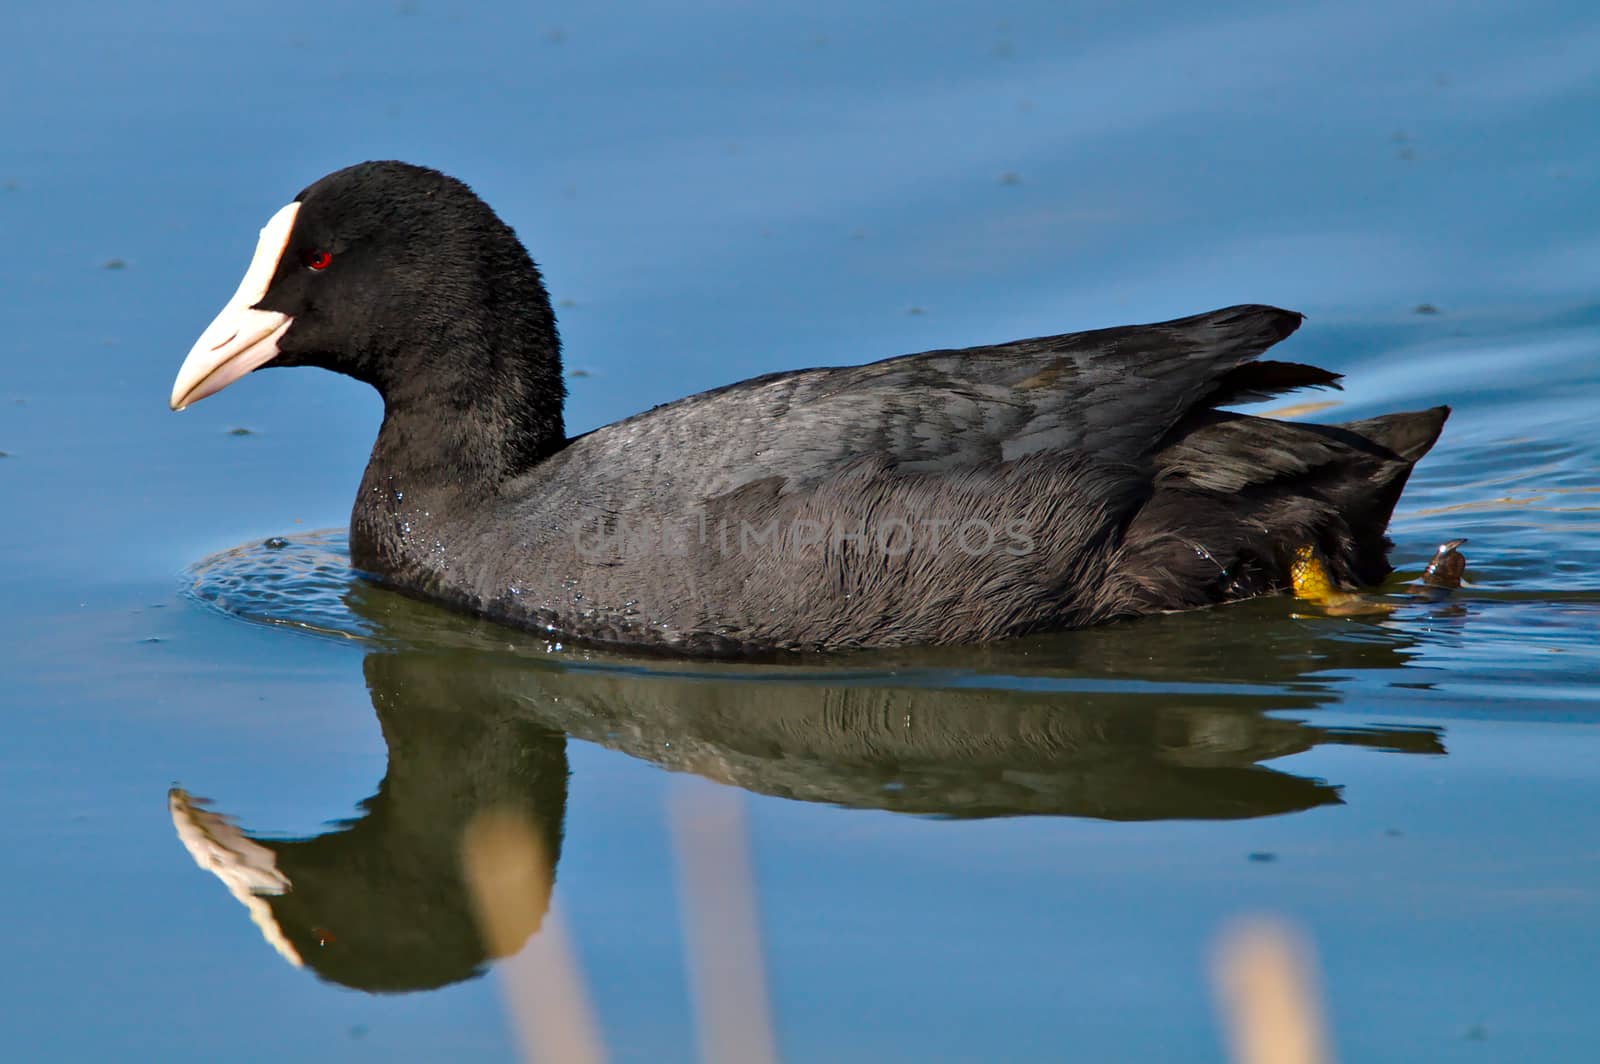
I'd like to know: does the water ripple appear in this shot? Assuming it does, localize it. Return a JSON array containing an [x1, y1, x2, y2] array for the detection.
[[187, 530, 376, 643]]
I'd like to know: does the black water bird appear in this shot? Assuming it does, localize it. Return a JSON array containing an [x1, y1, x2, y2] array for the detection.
[[172, 161, 1448, 654]]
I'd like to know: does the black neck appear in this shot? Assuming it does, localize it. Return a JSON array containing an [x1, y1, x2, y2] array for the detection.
[[368, 269, 566, 495]]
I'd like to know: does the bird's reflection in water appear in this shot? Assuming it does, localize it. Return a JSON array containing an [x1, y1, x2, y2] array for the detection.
[[173, 558, 1448, 993], [173, 655, 567, 993]]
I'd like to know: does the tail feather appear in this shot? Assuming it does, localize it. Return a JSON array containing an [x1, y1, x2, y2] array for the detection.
[[1338, 405, 1451, 463], [1110, 404, 1451, 614], [1205, 359, 1343, 408]]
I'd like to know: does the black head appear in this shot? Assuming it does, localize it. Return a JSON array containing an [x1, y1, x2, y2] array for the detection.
[[172, 161, 565, 476]]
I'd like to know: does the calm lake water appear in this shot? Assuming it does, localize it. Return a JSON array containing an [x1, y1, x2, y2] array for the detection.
[[3, 1, 1598, 1060]]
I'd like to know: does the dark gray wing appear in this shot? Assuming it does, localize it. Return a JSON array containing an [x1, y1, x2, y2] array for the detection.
[[568, 304, 1330, 498]]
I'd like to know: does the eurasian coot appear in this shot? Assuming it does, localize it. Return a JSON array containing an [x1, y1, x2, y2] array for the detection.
[[172, 161, 1448, 655]]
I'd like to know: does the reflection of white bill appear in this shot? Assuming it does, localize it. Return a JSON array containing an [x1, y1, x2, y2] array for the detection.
[[169, 788, 302, 968]]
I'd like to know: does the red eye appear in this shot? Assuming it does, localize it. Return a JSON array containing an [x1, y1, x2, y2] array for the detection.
[[303, 249, 332, 271]]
